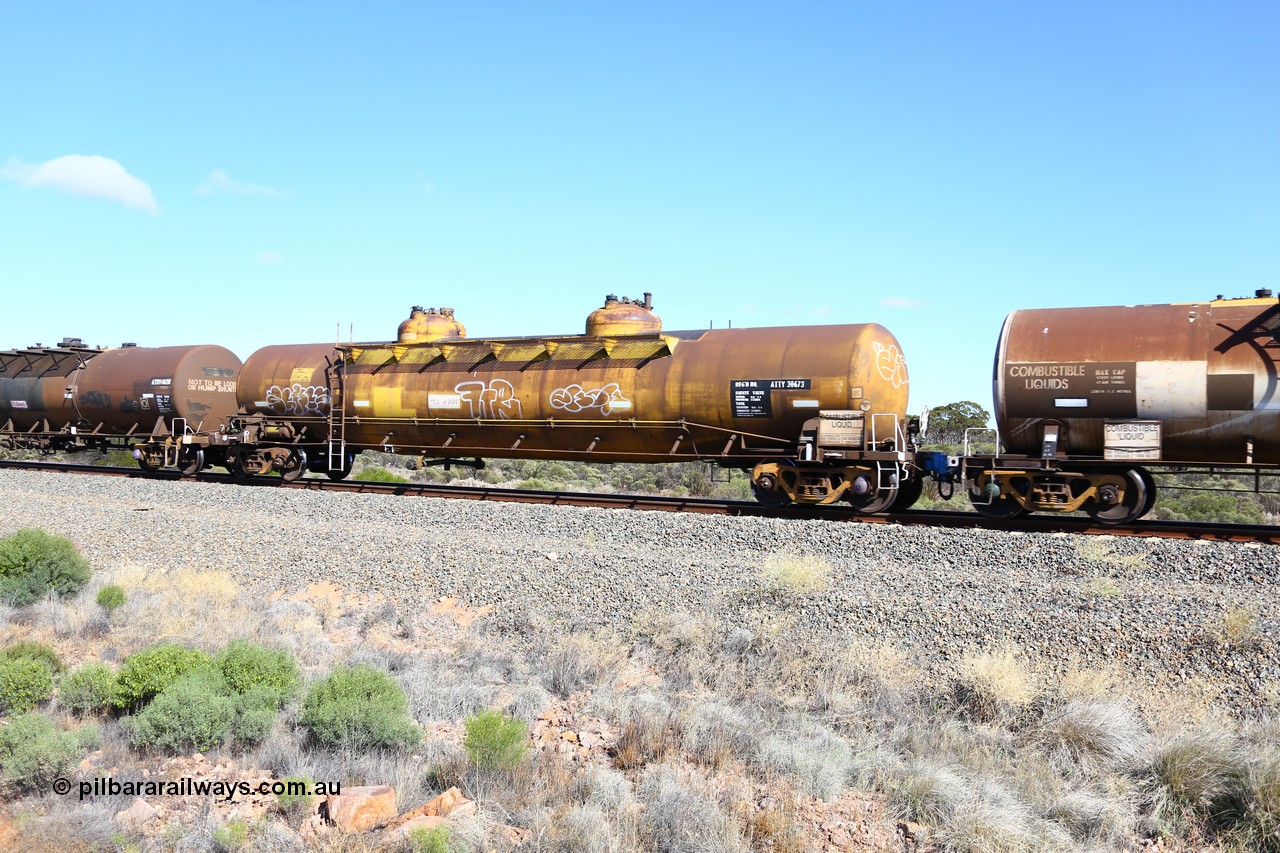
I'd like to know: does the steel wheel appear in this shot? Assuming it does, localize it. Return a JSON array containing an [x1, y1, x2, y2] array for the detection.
[[967, 476, 1027, 518], [281, 449, 308, 483], [178, 448, 204, 477], [135, 454, 157, 473], [888, 476, 924, 512], [1083, 468, 1148, 526], [846, 465, 899, 515], [326, 451, 355, 481]]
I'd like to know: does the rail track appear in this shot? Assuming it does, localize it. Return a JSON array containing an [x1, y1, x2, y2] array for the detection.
[[2, 458, 1277, 544]]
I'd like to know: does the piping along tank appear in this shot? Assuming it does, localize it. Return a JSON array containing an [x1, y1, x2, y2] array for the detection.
[[995, 292, 1280, 464], [0, 341, 241, 436], [236, 298, 911, 473]]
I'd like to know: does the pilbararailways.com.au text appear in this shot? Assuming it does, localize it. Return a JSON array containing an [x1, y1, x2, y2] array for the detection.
[[59, 777, 341, 802]]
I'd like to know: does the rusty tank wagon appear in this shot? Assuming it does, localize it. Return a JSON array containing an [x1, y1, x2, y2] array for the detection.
[[0, 340, 242, 472], [220, 296, 918, 511], [946, 291, 1280, 523]]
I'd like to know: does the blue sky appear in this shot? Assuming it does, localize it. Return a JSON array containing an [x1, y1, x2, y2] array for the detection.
[[2, 2, 1276, 414]]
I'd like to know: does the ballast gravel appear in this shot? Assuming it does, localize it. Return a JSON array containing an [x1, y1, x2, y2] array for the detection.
[[0, 470, 1275, 710]]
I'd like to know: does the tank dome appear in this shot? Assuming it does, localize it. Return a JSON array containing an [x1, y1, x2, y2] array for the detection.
[[585, 293, 662, 337], [397, 306, 466, 343]]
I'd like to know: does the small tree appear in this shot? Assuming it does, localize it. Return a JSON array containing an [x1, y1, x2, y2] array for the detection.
[[924, 400, 993, 448]]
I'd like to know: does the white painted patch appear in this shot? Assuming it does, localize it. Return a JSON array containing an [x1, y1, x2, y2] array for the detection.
[[791, 399, 820, 408], [11, 401, 27, 409], [1136, 361, 1206, 418], [428, 393, 462, 409], [353, 400, 371, 408], [1054, 398, 1089, 408]]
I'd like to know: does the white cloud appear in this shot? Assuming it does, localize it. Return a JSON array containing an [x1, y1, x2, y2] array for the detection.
[[197, 170, 284, 197], [880, 297, 925, 309], [1, 154, 159, 214], [256, 251, 284, 264]]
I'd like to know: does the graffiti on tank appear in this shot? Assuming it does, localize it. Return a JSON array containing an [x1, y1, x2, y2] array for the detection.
[[549, 382, 633, 416], [873, 342, 907, 388], [455, 379, 523, 419], [266, 384, 330, 415]]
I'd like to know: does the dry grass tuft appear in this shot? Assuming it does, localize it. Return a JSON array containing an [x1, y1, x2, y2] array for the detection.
[[1149, 726, 1249, 831], [613, 694, 679, 770], [954, 650, 1037, 723], [637, 767, 746, 853], [760, 551, 832, 597], [1220, 606, 1261, 648], [1039, 699, 1150, 771]]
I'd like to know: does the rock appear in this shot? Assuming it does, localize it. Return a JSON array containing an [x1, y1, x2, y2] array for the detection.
[[325, 785, 398, 831], [115, 798, 157, 830], [384, 787, 475, 833], [383, 814, 446, 841], [298, 813, 327, 840]]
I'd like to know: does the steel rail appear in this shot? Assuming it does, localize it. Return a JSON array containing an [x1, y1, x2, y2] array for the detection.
[[1, 458, 1277, 544]]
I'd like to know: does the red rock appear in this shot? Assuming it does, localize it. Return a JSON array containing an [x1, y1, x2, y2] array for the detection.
[[325, 785, 397, 831], [115, 798, 157, 829]]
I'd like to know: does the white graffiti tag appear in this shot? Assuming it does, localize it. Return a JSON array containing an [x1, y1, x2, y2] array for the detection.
[[266, 384, 330, 415], [549, 382, 633, 416], [455, 379, 524, 419], [873, 342, 908, 389]]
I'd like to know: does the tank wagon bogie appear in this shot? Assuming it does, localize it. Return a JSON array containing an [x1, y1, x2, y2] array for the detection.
[[218, 296, 918, 512], [0, 340, 242, 472]]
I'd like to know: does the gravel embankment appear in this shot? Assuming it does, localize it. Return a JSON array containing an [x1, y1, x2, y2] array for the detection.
[[0, 469, 1275, 710]]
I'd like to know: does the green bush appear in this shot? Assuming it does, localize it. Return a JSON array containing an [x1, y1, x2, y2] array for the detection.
[[463, 709, 529, 772], [212, 818, 249, 852], [232, 685, 281, 744], [0, 528, 92, 606], [0, 713, 96, 790], [355, 466, 410, 483], [122, 670, 237, 752], [301, 665, 421, 750], [276, 775, 316, 821], [96, 584, 127, 612], [113, 643, 213, 711], [0, 657, 55, 712], [215, 640, 300, 706], [409, 825, 455, 853], [59, 662, 118, 713], [0, 640, 65, 674]]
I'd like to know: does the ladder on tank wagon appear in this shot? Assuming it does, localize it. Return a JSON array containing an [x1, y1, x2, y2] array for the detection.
[[326, 354, 347, 473]]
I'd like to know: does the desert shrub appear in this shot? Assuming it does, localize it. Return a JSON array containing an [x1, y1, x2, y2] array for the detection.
[[216, 640, 300, 706], [96, 583, 127, 612], [123, 669, 237, 752], [0, 712, 96, 790], [0, 528, 92, 605], [113, 642, 213, 710], [0, 656, 55, 712], [0, 640, 64, 674], [302, 664, 421, 750], [59, 662, 118, 713], [463, 709, 529, 772]]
